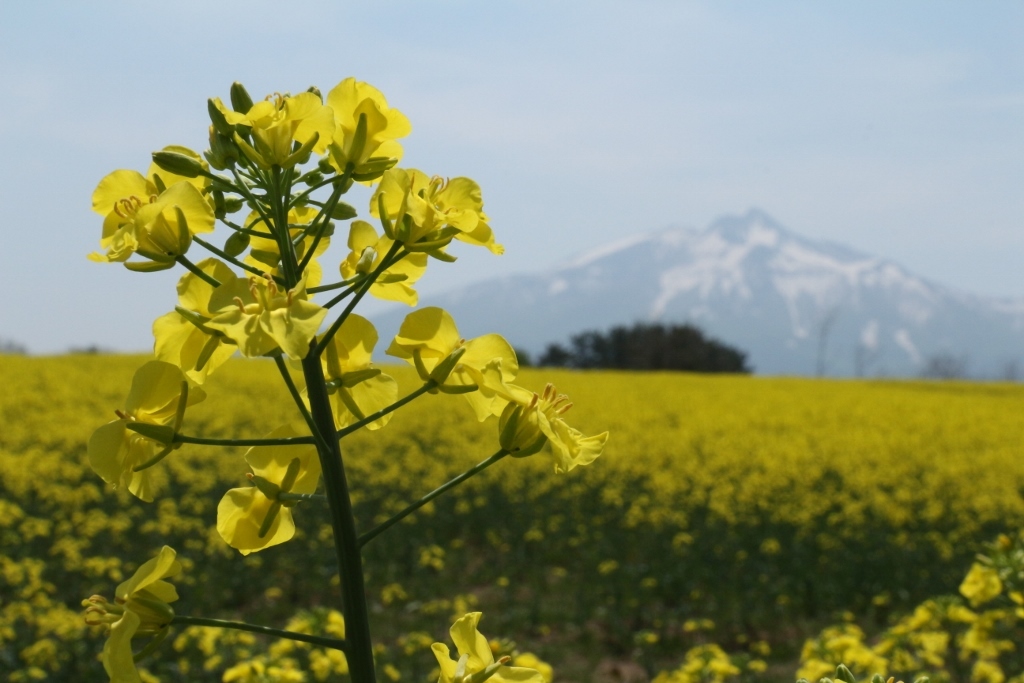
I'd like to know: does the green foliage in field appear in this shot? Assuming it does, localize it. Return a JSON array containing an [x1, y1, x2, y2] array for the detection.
[[3, 355, 1024, 681]]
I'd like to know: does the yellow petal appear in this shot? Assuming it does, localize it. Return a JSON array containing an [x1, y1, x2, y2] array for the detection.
[[116, 546, 180, 602], [102, 611, 142, 683], [387, 307, 461, 365], [88, 420, 130, 486], [217, 487, 296, 555], [92, 170, 152, 217], [449, 612, 493, 671]]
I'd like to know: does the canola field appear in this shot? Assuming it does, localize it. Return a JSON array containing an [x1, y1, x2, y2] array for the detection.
[[3, 354, 1024, 682]]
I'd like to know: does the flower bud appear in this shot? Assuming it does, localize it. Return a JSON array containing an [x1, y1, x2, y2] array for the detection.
[[835, 665, 857, 683], [152, 151, 207, 179], [223, 231, 250, 257], [207, 98, 235, 137], [230, 81, 254, 114]]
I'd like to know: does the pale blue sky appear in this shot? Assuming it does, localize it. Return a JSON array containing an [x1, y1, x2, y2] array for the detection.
[[1, 1, 1022, 353]]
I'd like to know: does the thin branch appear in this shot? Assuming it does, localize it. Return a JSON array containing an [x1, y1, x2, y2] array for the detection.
[[171, 615, 346, 652], [359, 450, 510, 548]]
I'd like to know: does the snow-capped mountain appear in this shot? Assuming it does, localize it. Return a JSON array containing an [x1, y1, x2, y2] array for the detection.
[[372, 209, 1024, 376]]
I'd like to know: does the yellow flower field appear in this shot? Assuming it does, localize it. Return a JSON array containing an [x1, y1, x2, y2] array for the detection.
[[3, 354, 1024, 681]]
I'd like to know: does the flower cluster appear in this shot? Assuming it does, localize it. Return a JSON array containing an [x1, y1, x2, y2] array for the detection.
[[79, 75, 607, 682]]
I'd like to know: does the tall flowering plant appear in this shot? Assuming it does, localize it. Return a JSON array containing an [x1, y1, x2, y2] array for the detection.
[[82, 78, 607, 683]]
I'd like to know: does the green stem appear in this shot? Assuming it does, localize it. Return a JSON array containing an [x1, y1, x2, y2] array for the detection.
[[175, 255, 220, 287], [308, 276, 361, 295], [273, 355, 331, 454], [316, 241, 403, 354], [301, 354, 377, 682], [278, 491, 325, 503], [171, 615, 346, 651], [336, 382, 436, 439], [175, 433, 316, 447], [297, 179, 347, 274], [232, 167, 276, 238], [290, 174, 340, 208], [220, 219, 274, 239], [359, 450, 510, 548], [192, 236, 286, 285]]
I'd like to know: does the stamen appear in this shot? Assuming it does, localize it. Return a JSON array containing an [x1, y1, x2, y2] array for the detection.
[[114, 409, 128, 420], [557, 402, 574, 415], [528, 393, 539, 409], [233, 296, 246, 312]]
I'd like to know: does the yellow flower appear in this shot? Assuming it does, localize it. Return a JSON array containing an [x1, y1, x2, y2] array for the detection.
[[216, 426, 322, 555], [213, 92, 333, 168], [513, 653, 553, 683], [88, 361, 205, 502], [386, 307, 518, 420], [960, 563, 1003, 606], [496, 383, 608, 473], [90, 155, 214, 266], [243, 205, 332, 287], [316, 314, 398, 431], [153, 258, 238, 384], [431, 612, 545, 683], [341, 220, 427, 305], [326, 77, 410, 179], [371, 168, 503, 254], [205, 273, 328, 360], [82, 546, 181, 683]]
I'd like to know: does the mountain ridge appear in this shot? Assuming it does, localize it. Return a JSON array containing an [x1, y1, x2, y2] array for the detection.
[[370, 209, 1024, 377]]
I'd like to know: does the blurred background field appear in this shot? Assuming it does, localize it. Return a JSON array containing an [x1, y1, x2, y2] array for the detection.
[[3, 354, 1024, 681]]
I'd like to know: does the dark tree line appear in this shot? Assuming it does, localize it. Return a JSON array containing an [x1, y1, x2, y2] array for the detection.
[[537, 322, 751, 373]]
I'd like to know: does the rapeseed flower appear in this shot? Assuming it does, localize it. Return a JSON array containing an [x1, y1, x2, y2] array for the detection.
[[315, 314, 398, 431], [90, 157, 214, 266], [431, 612, 544, 683], [205, 273, 327, 360], [88, 361, 205, 501], [216, 426, 321, 554], [960, 564, 1003, 607], [82, 546, 181, 683], [386, 307, 517, 420], [326, 77, 410, 179], [341, 220, 427, 305], [213, 92, 333, 168], [153, 258, 237, 384], [497, 382, 608, 473], [371, 168, 502, 254]]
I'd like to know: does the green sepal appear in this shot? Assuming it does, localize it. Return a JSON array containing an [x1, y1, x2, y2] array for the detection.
[[376, 273, 408, 284], [306, 85, 322, 101], [835, 665, 857, 683], [377, 193, 395, 239], [125, 422, 176, 445], [249, 249, 281, 267], [257, 501, 282, 539], [871, 676, 886, 683], [348, 113, 368, 168], [135, 249, 176, 264], [437, 383, 479, 395], [250, 475, 282, 501], [230, 82, 254, 114], [336, 387, 367, 421], [426, 248, 457, 263], [340, 367, 382, 388], [279, 457, 302, 492], [151, 173, 167, 194], [207, 98, 234, 137], [125, 259, 175, 273], [194, 335, 221, 373], [224, 231, 250, 257], [512, 435, 547, 458], [174, 206, 191, 251], [429, 346, 467, 384], [283, 131, 320, 168], [132, 626, 170, 663], [152, 151, 207, 179], [498, 405, 521, 451], [405, 237, 455, 252], [352, 156, 398, 182], [233, 133, 269, 169], [467, 658, 511, 683], [131, 443, 174, 472], [412, 350, 430, 382], [174, 306, 216, 334]]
